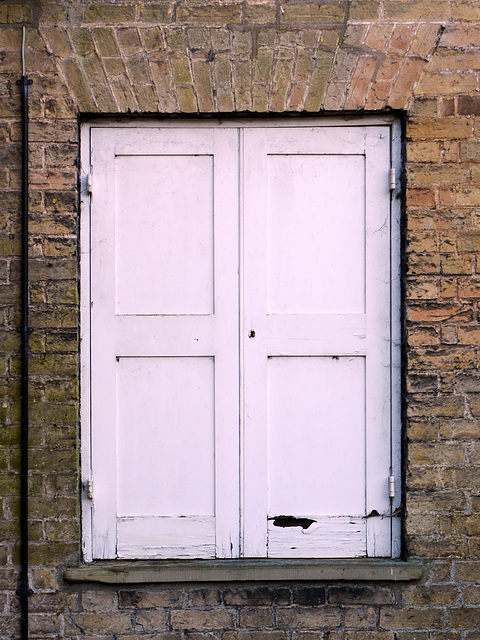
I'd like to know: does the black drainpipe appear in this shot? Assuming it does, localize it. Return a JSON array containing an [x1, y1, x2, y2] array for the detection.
[[16, 25, 32, 640]]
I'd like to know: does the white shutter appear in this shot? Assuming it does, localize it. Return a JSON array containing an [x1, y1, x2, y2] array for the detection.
[[84, 121, 400, 560], [89, 127, 240, 559], [241, 126, 395, 557]]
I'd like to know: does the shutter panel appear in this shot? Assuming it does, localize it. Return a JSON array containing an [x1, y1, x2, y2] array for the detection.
[[90, 127, 240, 558], [242, 126, 394, 557], [86, 122, 400, 560]]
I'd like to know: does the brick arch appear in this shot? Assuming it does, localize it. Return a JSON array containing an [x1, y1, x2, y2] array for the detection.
[[36, 9, 443, 116]]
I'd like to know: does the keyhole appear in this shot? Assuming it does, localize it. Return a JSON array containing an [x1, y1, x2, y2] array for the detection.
[[248, 330, 256, 338]]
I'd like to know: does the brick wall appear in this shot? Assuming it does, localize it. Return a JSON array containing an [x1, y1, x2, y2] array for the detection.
[[1, 0, 480, 637]]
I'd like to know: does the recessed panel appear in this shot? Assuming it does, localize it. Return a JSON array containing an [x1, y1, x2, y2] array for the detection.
[[117, 356, 215, 517], [115, 155, 214, 315], [267, 154, 365, 314], [267, 356, 365, 516]]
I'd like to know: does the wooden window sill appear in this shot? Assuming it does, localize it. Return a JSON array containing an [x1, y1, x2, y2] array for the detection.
[[65, 559, 422, 584]]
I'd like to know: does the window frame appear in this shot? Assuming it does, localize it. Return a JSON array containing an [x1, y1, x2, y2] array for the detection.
[[79, 116, 402, 563]]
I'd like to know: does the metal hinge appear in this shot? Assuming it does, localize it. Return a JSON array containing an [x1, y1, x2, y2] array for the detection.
[[84, 479, 93, 500], [86, 173, 93, 194], [388, 475, 395, 499], [389, 167, 396, 191]]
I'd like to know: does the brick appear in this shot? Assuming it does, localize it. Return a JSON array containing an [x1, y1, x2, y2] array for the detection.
[[415, 73, 477, 96], [170, 610, 235, 630], [429, 51, 480, 73], [464, 585, 480, 605], [134, 610, 168, 631], [344, 607, 377, 628], [409, 489, 467, 513], [407, 164, 471, 184], [165, 28, 187, 51], [276, 608, 342, 628], [440, 25, 480, 47], [365, 24, 392, 52], [459, 326, 480, 344], [281, 4, 346, 24], [406, 188, 436, 207], [7, 4, 32, 23], [239, 608, 273, 628], [385, 0, 448, 20], [41, 26, 71, 56], [110, 74, 140, 112], [59, 58, 97, 112], [407, 141, 440, 163], [118, 635, 182, 640], [91, 27, 121, 57], [408, 303, 472, 322], [411, 24, 443, 58], [304, 56, 333, 110], [458, 278, 480, 298], [407, 418, 439, 440], [439, 418, 480, 439], [288, 83, 308, 111], [187, 588, 221, 607], [192, 61, 215, 111], [119, 589, 184, 609], [29, 308, 77, 329], [140, 5, 172, 24], [380, 608, 445, 629], [349, 0, 380, 20], [139, 26, 165, 52], [334, 633, 395, 640], [117, 27, 144, 56], [409, 442, 465, 465], [233, 60, 253, 111], [232, 30, 253, 55], [81, 591, 118, 612], [451, 0, 480, 21], [244, 4, 277, 24], [457, 187, 480, 207], [67, 612, 132, 635], [225, 634, 287, 640], [441, 323, 457, 343], [457, 233, 480, 252], [292, 587, 326, 606], [344, 56, 377, 110], [150, 59, 178, 112], [408, 254, 440, 275], [176, 5, 242, 26], [455, 468, 480, 489], [31, 567, 57, 591], [176, 86, 197, 112], [223, 587, 290, 606], [84, 5, 137, 24], [342, 28, 368, 52], [406, 468, 438, 491], [408, 348, 474, 372], [451, 608, 480, 627], [407, 279, 439, 299], [171, 54, 193, 85], [71, 27, 95, 57], [29, 259, 77, 282], [408, 118, 473, 140], [269, 58, 293, 111], [29, 613, 63, 636], [406, 232, 437, 253]]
